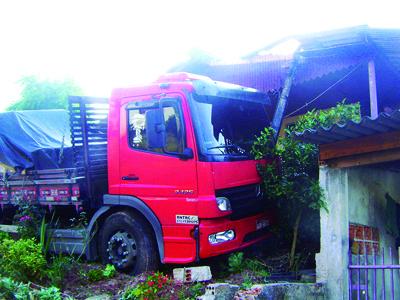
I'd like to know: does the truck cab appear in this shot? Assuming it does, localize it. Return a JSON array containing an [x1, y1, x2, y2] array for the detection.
[[0, 72, 276, 275], [102, 73, 273, 271]]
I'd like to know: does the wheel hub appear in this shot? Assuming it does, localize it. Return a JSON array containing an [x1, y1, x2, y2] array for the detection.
[[107, 231, 137, 269]]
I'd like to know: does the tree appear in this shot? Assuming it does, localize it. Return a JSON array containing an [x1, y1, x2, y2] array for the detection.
[[7, 76, 82, 111], [252, 100, 360, 270]]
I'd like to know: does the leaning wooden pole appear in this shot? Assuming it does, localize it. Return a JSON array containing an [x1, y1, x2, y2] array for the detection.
[[271, 56, 299, 143]]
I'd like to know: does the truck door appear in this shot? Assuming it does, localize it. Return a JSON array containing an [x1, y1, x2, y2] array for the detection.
[[118, 95, 198, 227]]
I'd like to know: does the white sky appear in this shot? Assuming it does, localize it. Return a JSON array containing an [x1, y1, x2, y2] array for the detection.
[[1, 0, 400, 111]]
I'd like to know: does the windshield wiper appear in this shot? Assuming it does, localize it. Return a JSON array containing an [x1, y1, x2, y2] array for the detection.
[[207, 144, 246, 155]]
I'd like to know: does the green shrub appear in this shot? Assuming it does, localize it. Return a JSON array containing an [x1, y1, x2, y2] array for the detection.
[[0, 231, 10, 242], [122, 272, 170, 300], [186, 282, 205, 299], [241, 273, 253, 290], [228, 252, 245, 273], [0, 277, 31, 299], [46, 255, 74, 288], [13, 201, 44, 240], [87, 268, 103, 282], [102, 264, 117, 279], [251, 100, 360, 270], [0, 238, 47, 282], [36, 286, 62, 300], [122, 272, 205, 300], [0, 277, 62, 300], [228, 252, 270, 277], [87, 264, 116, 282], [292, 100, 361, 133]]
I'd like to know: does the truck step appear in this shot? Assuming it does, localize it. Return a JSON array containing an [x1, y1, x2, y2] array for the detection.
[[49, 228, 88, 256], [0, 224, 18, 234]]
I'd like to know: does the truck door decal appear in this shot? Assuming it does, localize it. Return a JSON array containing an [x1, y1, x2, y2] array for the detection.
[[176, 215, 199, 225]]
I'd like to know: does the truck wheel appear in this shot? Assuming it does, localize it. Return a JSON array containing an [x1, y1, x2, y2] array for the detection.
[[99, 211, 159, 274]]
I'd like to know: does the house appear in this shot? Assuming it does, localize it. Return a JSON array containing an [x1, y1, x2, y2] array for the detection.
[[296, 110, 400, 299], [174, 25, 400, 299]]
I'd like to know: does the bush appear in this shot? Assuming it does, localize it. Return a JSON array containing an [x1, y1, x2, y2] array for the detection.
[[252, 100, 360, 270], [87, 264, 117, 282], [13, 200, 44, 240], [102, 264, 117, 278], [0, 231, 9, 242], [36, 286, 62, 300], [0, 238, 47, 282], [228, 252, 270, 277], [46, 255, 74, 288], [228, 252, 245, 273], [292, 100, 361, 133], [122, 272, 170, 300], [0, 277, 62, 300], [0, 277, 31, 299]]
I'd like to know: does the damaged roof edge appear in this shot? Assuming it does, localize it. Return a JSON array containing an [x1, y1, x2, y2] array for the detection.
[[294, 109, 400, 145]]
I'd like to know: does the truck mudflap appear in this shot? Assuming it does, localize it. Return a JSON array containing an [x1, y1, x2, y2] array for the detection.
[[198, 212, 273, 259]]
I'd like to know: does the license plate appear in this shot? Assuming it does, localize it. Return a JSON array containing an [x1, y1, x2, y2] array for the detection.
[[256, 218, 269, 230]]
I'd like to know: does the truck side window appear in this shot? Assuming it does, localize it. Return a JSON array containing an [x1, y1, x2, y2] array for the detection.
[[128, 109, 152, 151], [163, 106, 184, 153], [128, 105, 184, 154]]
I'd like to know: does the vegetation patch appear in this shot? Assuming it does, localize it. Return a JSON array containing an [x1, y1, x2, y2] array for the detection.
[[0, 277, 63, 300], [122, 272, 205, 300], [0, 238, 47, 283], [86, 265, 117, 283], [252, 100, 360, 270]]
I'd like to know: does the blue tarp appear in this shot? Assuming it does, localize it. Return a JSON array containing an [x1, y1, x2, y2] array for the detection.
[[0, 110, 74, 170]]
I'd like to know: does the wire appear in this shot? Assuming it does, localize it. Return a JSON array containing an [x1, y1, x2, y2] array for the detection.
[[285, 62, 364, 117]]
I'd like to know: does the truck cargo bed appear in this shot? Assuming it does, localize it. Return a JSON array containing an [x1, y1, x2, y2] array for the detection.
[[0, 97, 109, 210], [69, 96, 109, 208]]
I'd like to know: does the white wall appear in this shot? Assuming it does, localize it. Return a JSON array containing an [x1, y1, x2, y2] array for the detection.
[[317, 165, 400, 300], [347, 167, 400, 299]]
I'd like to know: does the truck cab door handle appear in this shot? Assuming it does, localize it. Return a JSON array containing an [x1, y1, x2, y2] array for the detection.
[[122, 175, 139, 181]]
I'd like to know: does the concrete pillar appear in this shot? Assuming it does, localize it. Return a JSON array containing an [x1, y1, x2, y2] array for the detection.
[[316, 166, 349, 300], [368, 59, 378, 119]]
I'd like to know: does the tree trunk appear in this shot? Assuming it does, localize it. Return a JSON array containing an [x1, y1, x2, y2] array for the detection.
[[289, 208, 303, 271]]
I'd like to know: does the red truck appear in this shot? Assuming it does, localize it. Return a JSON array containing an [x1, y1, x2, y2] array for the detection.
[[0, 73, 284, 274]]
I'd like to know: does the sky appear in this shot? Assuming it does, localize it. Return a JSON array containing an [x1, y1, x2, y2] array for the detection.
[[1, 0, 400, 111]]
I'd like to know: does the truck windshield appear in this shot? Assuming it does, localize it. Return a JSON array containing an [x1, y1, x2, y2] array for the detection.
[[190, 94, 270, 161]]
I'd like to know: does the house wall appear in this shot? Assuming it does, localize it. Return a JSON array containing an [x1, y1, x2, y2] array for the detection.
[[347, 167, 400, 249], [316, 165, 400, 300], [316, 166, 350, 300], [347, 167, 400, 299]]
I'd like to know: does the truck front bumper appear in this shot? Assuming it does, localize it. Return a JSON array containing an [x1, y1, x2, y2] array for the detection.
[[199, 211, 272, 259]]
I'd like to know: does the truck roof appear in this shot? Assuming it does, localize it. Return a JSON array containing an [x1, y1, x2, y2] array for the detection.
[[111, 72, 271, 105]]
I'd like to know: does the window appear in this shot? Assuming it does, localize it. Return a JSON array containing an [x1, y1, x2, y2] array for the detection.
[[189, 94, 269, 161], [349, 223, 380, 255], [127, 102, 184, 154], [163, 106, 184, 153]]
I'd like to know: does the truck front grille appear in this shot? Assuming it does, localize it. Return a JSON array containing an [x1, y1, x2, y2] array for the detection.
[[216, 184, 265, 220]]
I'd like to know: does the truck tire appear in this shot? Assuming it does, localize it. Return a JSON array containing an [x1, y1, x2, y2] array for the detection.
[[99, 211, 159, 274]]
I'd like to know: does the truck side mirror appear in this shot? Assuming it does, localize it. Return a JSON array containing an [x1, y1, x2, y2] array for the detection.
[[146, 109, 165, 149], [178, 147, 194, 160]]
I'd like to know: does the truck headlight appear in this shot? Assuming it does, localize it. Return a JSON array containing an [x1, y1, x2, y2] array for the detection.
[[208, 230, 235, 245], [216, 197, 231, 211]]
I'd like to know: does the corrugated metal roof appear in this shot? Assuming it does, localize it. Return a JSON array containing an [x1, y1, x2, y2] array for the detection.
[[296, 26, 400, 78], [172, 26, 400, 92], [171, 54, 363, 93], [368, 28, 400, 75], [294, 110, 400, 145]]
